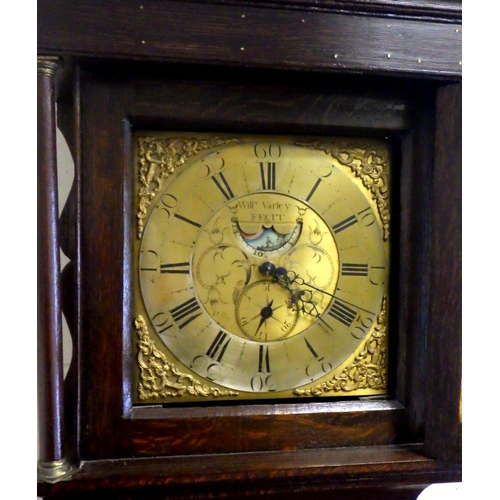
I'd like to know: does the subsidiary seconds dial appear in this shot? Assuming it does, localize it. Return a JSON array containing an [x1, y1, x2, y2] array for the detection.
[[236, 281, 299, 341]]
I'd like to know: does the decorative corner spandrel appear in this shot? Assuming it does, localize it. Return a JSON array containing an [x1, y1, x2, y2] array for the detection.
[[135, 315, 239, 400], [296, 140, 391, 240], [294, 297, 387, 396], [294, 296, 388, 396], [136, 136, 240, 238]]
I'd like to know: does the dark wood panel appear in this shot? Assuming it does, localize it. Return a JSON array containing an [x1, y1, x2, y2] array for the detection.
[[395, 86, 436, 437], [37, 444, 461, 499], [79, 76, 133, 458], [38, 0, 462, 78], [129, 401, 404, 456], [131, 73, 411, 134], [207, 0, 463, 21], [423, 83, 461, 462], [77, 72, 413, 460]]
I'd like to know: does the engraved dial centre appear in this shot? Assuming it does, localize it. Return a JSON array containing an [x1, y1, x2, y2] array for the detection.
[[192, 191, 340, 341]]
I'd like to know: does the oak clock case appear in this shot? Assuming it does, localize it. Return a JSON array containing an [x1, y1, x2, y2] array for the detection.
[[133, 133, 391, 404]]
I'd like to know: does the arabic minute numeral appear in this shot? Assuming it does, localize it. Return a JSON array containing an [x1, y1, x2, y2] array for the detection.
[[139, 249, 160, 283], [254, 142, 282, 160], [349, 315, 375, 340], [250, 345, 277, 391], [151, 312, 174, 335], [304, 337, 333, 379], [369, 266, 386, 285]]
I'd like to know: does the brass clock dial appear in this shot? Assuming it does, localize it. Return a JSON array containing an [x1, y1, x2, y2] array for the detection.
[[134, 133, 390, 402]]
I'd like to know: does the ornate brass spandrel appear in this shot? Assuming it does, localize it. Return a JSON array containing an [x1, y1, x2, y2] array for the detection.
[[135, 315, 239, 399], [136, 136, 240, 238], [296, 140, 391, 240], [293, 296, 388, 396]]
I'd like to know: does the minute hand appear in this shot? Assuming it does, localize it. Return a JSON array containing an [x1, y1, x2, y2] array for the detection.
[[287, 274, 335, 298], [259, 261, 335, 299], [292, 274, 377, 317]]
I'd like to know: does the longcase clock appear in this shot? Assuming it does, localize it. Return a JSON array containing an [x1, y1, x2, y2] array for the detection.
[[37, 1, 462, 498]]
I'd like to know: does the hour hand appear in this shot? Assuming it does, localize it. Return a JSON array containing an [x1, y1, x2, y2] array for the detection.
[[259, 261, 333, 318], [258, 261, 276, 277], [289, 289, 320, 317], [256, 299, 274, 334], [258, 261, 295, 288], [281, 267, 335, 299]]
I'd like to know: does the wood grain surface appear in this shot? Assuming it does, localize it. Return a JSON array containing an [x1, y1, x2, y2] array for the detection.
[[38, 0, 462, 78]]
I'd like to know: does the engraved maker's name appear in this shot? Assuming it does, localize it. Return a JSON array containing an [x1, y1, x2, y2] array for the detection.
[[236, 200, 292, 222], [236, 200, 291, 211]]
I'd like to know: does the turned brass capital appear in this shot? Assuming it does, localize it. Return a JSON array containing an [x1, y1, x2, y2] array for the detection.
[[37, 56, 61, 77], [37, 457, 77, 484]]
